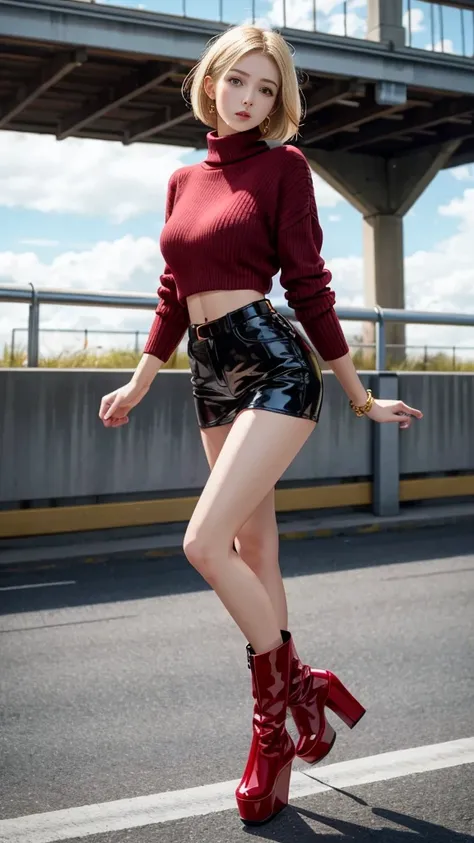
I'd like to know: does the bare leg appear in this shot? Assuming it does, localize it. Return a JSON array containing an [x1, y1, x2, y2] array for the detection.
[[200, 423, 288, 631], [183, 410, 315, 653]]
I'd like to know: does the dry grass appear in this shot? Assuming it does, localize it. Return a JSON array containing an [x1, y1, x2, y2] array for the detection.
[[1, 344, 189, 370], [2, 343, 474, 371]]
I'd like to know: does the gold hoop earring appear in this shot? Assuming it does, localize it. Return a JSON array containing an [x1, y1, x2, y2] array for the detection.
[[209, 102, 216, 113]]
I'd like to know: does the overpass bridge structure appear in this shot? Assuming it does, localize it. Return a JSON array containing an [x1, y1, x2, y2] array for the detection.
[[1, 0, 474, 350]]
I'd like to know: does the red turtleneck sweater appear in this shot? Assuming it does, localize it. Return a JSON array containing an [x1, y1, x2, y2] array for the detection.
[[144, 126, 349, 362]]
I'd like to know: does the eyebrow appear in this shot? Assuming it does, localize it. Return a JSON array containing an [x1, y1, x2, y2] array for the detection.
[[229, 68, 279, 88]]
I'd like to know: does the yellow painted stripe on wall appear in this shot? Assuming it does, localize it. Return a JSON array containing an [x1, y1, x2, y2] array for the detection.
[[399, 475, 474, 501], [275, 483, 372, 511], [0, 476, 472, 539], [0, 483, 371, 539]]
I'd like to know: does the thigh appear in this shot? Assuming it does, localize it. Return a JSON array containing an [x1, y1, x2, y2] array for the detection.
[[188, 408, 315, 543], [200, 423, 277, 546]]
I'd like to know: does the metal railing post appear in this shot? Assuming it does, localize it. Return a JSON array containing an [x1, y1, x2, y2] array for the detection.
[[374, 306, 386, 371], [27, 282, 40, 368], [10, 328, 16, 366], [371, 371, 400, 516]]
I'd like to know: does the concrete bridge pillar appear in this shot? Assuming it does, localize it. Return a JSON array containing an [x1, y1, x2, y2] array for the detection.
[[306, 141, 460, 362], [367, 0, 405, 48]]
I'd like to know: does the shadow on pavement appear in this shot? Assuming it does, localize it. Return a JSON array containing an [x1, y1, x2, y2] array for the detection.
[[0, 524, 473, 618], [241, 803, 474, 841]]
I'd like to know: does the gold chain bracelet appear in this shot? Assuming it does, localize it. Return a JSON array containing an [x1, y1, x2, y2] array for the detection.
[[349, 388, 374, 418]]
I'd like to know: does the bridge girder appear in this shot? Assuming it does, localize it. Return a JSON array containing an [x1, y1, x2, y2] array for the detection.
[[0, 0, 473, 169]]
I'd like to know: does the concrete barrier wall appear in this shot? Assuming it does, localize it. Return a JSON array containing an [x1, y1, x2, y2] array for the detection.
[[399, 373, 474, 474], [0, 370, 473, 505]]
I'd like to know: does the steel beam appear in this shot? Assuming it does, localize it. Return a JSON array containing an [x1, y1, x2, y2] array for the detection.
[[0, 48, 87, 129], [305, 80, 366, 115], [123, 105, 193, 144], [303, 102, 408, 145], [339, 95, 474, 151], [444, 140, 474, 167], [57, 62, 178, 140], [1, 0, 473, 97], [427, 0, 474, 8], [403, 122, 474, 153]]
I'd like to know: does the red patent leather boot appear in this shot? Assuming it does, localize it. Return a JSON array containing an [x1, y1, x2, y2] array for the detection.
[[287, 634, 366, 766], [235, 631, 296, 825]]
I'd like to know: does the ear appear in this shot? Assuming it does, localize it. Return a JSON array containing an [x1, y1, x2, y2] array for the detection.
[[203, 75, 215, 100]]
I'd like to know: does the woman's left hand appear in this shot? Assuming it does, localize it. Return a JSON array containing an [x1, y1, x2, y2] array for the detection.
[[366, 399, 423, 429]]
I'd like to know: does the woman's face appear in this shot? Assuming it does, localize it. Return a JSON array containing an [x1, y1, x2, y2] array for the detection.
[[204, 51, 280, 137]]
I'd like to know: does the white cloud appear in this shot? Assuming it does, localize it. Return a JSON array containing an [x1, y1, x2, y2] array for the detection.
[[451, 165, 474, 182], [0, 132, 187, 223], [0, 235, 159, 291], [312, 173, 344, 208], [329, 214, 342, 222], [264, 0, 365, 36], [0, 236, 162, 357], [425, 38, 455, 53], [327, 11, 365, 37], [264, 0, 315, 31], [403, 8, 424, 34]]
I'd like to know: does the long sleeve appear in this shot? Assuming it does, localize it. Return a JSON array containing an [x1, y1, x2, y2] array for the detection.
[[276, 148, 349, 361], [143, 172, 190, 362]]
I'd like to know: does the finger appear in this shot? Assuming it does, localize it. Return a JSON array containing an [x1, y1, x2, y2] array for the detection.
[[104, 396, 122, 420], [390, 412, 410, 426], [105, 415, 128, 427], [398, 402, 423, 419], [99, 396, 112, 420]]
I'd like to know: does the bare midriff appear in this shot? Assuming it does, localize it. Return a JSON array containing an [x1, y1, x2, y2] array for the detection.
[[186, 289, 265, 326]]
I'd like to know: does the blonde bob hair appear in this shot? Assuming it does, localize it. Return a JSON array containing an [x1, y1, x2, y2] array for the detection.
[[182, 25, 304, 143]]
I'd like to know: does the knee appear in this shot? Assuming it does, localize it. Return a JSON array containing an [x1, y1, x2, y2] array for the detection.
[[183, 529, 224, 583]]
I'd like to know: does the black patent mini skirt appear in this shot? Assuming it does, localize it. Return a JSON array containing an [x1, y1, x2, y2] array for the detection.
[[187, 298, 323, 429]]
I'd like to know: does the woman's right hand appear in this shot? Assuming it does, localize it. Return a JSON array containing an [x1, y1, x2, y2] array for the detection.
[[98, 381, 149, 428]]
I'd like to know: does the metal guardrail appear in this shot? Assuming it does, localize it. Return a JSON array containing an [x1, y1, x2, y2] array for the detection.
[[2, 282, 474, 371], [71, 0, 474, 58], [8, 325, 474, 368], [405, 0, 474, 56]]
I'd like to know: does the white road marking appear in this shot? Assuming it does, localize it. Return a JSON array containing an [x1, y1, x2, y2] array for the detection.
[[0, 737, 472, 843], [0, 581, 76, 592]]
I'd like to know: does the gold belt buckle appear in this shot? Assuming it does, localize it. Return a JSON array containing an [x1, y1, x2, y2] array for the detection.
[[195, 323, 206, 341]]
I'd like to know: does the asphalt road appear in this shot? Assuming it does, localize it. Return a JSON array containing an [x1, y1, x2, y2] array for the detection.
[[1, 524, 473, 842]]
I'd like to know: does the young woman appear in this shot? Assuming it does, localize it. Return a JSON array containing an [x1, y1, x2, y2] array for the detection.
[[99, 25, 423, 826]]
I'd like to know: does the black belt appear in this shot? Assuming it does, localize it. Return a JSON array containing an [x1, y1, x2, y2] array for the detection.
[[189, 298, 276, 342]]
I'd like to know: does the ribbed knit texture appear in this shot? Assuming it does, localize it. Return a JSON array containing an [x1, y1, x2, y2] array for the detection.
[[144, 125, 349, 362]]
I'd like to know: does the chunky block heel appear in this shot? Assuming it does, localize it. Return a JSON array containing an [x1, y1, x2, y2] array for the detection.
[[326, 672, 366, 729], [284, 633, 365, 766]]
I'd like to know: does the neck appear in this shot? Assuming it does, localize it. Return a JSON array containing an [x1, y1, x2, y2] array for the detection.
[[204, 125, 268, 167]]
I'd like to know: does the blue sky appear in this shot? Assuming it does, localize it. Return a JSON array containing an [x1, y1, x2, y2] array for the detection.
[[1, 0, 474, 359]]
